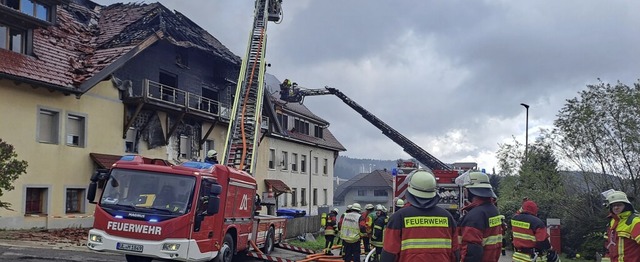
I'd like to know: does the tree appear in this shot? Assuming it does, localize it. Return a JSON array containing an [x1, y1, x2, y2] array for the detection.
[[0, 139, 28, 210], [554, 80, 640, 197]]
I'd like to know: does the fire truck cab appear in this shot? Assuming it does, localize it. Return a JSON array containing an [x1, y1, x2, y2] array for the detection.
[[86, 156, 285, 262]]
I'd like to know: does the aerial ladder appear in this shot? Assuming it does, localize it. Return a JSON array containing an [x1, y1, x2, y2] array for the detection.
[[280, 85, 451, 171], [222, 0, 282, 174], [279, 84, 464, 215]]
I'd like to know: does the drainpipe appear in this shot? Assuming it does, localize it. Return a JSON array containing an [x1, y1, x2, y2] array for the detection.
[[309, 149, 312, 215]]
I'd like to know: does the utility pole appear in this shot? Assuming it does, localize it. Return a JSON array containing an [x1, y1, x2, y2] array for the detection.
[[520, 103, 530, 160]]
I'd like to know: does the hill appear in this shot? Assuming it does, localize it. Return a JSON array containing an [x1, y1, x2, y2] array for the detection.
[[334, 155, 396, 180]]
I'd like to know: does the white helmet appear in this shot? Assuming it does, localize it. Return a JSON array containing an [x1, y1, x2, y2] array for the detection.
[[351, 203, 362, 212], [207, 150, 217, 158], [396, 198, 405, 208], [332, 208, 339, 213], [365, 204, 375, 210], [407, 170, 437, 199], [347, 204, 353, 210]]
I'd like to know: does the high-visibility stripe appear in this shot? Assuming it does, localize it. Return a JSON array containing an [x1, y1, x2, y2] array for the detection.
[[482, 235, 502, 246], [513, 232, 536, 241], [374, 225, 382, 230], [400, 238, 452, 250], [618, 238, 624, 262], [512, 251, 532, 262]]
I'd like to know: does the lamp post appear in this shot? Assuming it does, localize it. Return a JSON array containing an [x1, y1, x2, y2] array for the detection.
[[520, 103, 530, 160]]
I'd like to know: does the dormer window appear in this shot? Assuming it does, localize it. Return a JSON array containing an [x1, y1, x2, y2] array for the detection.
[[2, 0, 52, 22]]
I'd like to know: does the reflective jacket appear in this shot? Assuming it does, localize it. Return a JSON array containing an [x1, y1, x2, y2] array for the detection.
[[510, 212, 550, 261], [325, 212, 337, 236], [371, 213, 388, 247], [340, 212, 365, 243], [381, 202, 457, 262], [458, 198, 503, 262], [603, 211, 640, 262]]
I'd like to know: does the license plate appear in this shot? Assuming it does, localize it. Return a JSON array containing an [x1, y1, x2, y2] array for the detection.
[[117, 242, 143, 252]]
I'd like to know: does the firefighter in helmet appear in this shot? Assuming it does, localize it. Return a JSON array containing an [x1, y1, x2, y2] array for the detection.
[[339, 203, 366, 262], [381, 170, 458, 261], [323, 208, 339, 254], [395, 198, 405, 210], [602, 190, 640, 262], [510, 199, 557, 262], [362, 203, 375, 253], [371, 204, 388, 262], [458, 171, 503, 261], [204, 150, 218, 164]]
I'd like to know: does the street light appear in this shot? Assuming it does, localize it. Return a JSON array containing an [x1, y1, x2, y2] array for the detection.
[[520, 103, 530, 160]]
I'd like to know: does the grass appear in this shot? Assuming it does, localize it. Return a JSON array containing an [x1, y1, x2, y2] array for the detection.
[[286, 234, 328, 252]]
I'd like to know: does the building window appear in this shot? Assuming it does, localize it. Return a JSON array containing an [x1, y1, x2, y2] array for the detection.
[[179, 135, 192, 159], [2, 0, 51, 21], [66, 188, 84, 213], [25, 187, 47, 214], [374, 190, 388, 197], [282, 193, 288, 207], [0, 25, 26, 53], [291, 188, 296, 206], [301, 188, 306, 206], [294, 119, 309, 135], [125, 127, 138, 153], [38, 108, 59, 144], [268, 149, 276, 169], [323, 158, 328, 175], [358, 190, 367, 196], [323, 189, 328, 205], [313, 188, 317, 206], [277, 113, 288, 130], [281, 151, 288, 170], [301, 155, 306, 173], [291, 153, 298, 172], [314, 157, 318, 174], [66, 113, 86, 147], [314, 126, 323, 138]]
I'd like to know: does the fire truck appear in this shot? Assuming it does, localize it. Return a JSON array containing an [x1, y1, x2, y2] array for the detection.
[[86, 1, 289, 262], [280, 86, 467, 217]]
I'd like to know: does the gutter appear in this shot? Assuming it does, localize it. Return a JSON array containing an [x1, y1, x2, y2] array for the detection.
[[0, 73, 81, 96]]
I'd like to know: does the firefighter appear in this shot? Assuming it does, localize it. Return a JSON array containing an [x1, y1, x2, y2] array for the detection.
[[371, 204, 388, 262], [381, 170, 458, 262], [279, 79, 291, 100], [602, 190, 640, 262], [204, 150, 218, 164], [362, 203, 375, 253], [339, 203, 366, 262], [324, 208, 339, 254], [337, 204, 352, 256], [458, 171, 503, 261], [394, 198, 405, 213], [510, 199, 558, 262]]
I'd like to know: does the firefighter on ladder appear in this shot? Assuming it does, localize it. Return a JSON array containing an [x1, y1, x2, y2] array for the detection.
[[601, 190, 640, 262], [510, 199, 558, 262]]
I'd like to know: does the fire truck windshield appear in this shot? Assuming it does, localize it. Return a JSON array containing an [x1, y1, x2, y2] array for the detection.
[[100, 169, 196, 215]]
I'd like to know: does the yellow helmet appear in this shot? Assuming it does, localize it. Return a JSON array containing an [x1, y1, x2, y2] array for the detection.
[[464, 172, 493, 189], [407, 170, 437, 199], [606, 190, 631, 206]]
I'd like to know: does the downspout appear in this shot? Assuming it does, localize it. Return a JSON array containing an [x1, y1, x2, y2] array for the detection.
[[309, 149, 312, 215]]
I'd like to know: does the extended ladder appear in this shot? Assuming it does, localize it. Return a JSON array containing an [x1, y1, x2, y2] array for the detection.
[[222, 0, 280, 174]]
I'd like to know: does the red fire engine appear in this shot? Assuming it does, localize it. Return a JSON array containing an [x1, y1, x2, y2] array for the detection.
[[87, 1, 288, 261]]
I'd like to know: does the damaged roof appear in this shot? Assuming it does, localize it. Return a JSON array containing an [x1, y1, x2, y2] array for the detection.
[[0, 1, 240, 94]]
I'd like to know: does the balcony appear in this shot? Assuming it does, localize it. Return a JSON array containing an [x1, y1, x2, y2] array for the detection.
[[142, 79, 230, 120]]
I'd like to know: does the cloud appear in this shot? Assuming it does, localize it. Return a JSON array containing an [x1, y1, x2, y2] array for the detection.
[[93, 0, 640, 172]]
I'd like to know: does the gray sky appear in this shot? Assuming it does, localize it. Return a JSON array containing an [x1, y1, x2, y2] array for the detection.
[[95, 0, 640, 171]]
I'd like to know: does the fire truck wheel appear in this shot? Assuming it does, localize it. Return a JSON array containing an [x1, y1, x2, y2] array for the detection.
[[125, 255, 152, 262], [215, 233, 235, 262], [262, 227, 275, 254]]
